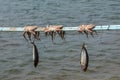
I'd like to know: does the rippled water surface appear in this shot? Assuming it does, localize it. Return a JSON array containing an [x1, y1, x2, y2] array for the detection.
[[0, 0, 120, 80]]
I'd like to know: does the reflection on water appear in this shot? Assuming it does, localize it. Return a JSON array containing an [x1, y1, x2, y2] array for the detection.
[[0, 0, 120, 80]]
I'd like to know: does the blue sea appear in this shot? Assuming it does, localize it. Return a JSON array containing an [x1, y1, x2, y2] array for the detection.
[[0, 0, 120, 80]]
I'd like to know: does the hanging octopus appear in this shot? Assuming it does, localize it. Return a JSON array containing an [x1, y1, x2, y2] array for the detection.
[[78, 24, 97, 37], [23, 26, 40, 42], [44, 25, 65, 41]]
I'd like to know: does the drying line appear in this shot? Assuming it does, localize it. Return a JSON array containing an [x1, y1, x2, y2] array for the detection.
[[0, 25, 120, 31]]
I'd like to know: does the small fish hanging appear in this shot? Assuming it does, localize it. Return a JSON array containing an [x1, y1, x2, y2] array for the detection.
[[23, 26, 40, 42], [31, 41, 39, 68], [78, 24, 97, 38], [44, 25, 65, 42], [80, 43, 89, 72]]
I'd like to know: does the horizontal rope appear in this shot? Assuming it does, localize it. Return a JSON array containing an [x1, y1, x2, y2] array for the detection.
[[0, 25, 120, 31]]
